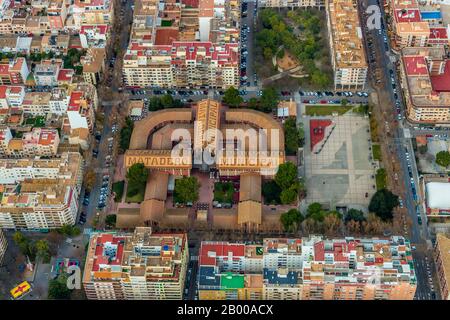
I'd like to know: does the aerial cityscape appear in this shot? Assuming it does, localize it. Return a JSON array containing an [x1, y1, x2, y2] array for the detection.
[[1, 0, 450, 304]]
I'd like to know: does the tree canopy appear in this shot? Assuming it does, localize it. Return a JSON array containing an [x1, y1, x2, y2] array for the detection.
[[345, 208, 366, 224], [260, 87, 280, 113], [126, 163, 148, 197], [174, 176, 200, 204], [280, 209, 304, 232], [284, 118, 304, 155], [48, 274, 71, 300], [119, 117, 134, 153], [436, 151, 450, 168], [222, 86, 243, 107], [256, 8, 331, 88], [368, 189, 399, 221], [262, 180, 282, 204], [275, 161, 298, 190]]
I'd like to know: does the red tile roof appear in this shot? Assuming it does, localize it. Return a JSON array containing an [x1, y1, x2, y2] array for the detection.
[[429, 27, 448, 40]]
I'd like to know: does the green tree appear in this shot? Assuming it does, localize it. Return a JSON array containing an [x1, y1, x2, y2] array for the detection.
[[148, 96, 163, 111], [160, 94, 174, 108], [13, 232, 36, 261], [57, 225, 81, 237], [105, 215, 116, 228], [262, 180, 282, 204], [345, 209, 366, 223], [368, 189, 399, 221], [35, 240, 51, 263], [222, 86, 243, 108], [280, 209, 304, 232], [284, 118, 302, 155], [48, 274, 71, 300], [247, 97, 259, 109], [275, 161, 298, 190], [260, 87, 279, 113], [119, 117, 134, 153], [436, 151, 450, 167], [174, 176, 200, 204], [126, 163, 148, 196], [280, 187, 298, 204]]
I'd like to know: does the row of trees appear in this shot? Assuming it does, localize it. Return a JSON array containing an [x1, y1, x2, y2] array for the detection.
[[222, 86, 280, 114], [280, 200, 398, 236], [148, 94, 185, 111], [284, 117, 305, 155], [119, 116, 134, 153]]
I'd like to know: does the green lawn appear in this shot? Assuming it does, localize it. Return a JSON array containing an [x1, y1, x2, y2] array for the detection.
[[305, 105, 352, 116], [376, 168, 387, 190], [112, 181, 125, 202], [372, 144, 382, 161], [125, 191, 144, 203], [125, 183, 145, 203]]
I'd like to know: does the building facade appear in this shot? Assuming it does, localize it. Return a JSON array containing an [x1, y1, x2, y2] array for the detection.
[[83, 228, 188, 300], [326, 0, 367, 90], [198, 236, 417, 300], [0, 152, 84, 230], [434, 233, 450, 300], [399, 47, 450, 124]]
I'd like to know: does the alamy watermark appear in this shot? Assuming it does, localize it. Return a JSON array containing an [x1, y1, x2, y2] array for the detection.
[[169, 121, 282, 175]]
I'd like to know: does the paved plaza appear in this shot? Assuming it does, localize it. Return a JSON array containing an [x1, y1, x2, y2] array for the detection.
[[302, 115, 377, 210]]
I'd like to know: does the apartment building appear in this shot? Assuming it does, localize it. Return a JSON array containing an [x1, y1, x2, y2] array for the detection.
[[0, 229, 7, 265], [0, 58, 29, 85], [122, 0, 240, 89], [198, 242, 264, 300], [388, 0, 449, 49], [83, 228, 188, 300], [70, 0, 114, 30], [0, 152, 82, 185], [434, 233, 450, 300], [0, 127, 59, 158], [64, 83, 98, 149], [123, 42, 239, 88], [198, 236, 417, 300], [34, 60, 63, 87], [0, 152, 83, 230], [326, 0, 367, 90], [81, 48, 106, 85], [399, 47, 450, 124]]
